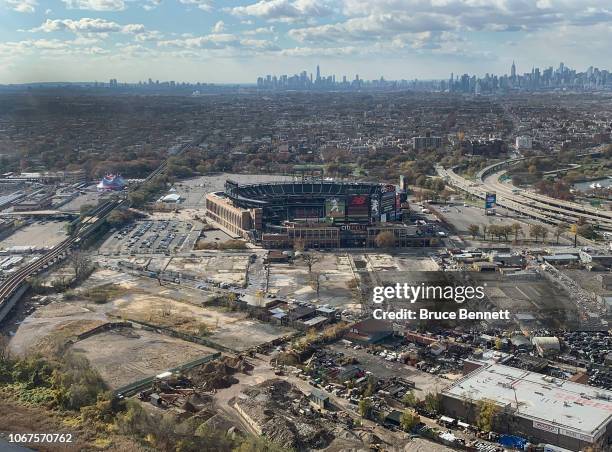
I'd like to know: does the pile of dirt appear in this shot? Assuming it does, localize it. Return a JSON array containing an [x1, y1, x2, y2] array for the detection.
[[188, 356, 251, 390]]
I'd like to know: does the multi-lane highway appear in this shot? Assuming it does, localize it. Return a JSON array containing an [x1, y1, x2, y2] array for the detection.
[[437, 160, 612, 233]]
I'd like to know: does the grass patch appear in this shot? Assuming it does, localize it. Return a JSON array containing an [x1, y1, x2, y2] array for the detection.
[[67, 284, 127, 304]]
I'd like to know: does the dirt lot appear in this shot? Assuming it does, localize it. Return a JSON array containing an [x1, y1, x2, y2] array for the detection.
[[111, 291, 294, 351], [71, 328, 218, 389], [163, 254, 249, 286], [8, 300, 110, 356], [268, 254, 358, 309]]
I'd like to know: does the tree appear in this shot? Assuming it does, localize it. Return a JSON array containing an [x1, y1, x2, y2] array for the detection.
[[529, 224, 548, 243], [468, 224, 480, 239], [541, 226, 549, 243], [374, 231, 395, 248], [555, 222, 569, 244], [476, 399, 500, 432], [424, 392, 441, 413], [363, 376, 377, 397], [482, 224, 488, 240], [402, 390, 417, 407], [358, 397, 371, 418], [511, 223, 522, 242], [577, 223, 596, 240], [400, 409, 420, 432], [300, 252, 320, 275], [501, 225, 512, 241], [70, 251, 92, 280]]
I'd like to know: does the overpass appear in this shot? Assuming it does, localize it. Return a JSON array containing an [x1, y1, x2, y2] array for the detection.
[[437, 164, 612, 233], [439, 148, 612, 231]]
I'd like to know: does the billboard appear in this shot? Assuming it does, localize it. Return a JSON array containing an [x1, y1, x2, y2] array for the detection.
[[347, 195, 369, 220], [371, 198, 380, 217], [325, 198, 345, 219], [381, 191, 396, 214], [485, 192, 496, 209]]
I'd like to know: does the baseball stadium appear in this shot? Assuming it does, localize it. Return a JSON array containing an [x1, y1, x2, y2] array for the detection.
[[205, 179, 434, 249]]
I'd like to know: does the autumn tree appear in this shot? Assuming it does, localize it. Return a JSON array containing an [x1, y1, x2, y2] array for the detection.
[[358, 397, 371, 418], [468, 224, 480, 239], [374, 231, 396, 248], [400, 409, 420, 432], [476, 399, 500, 432], [511, 222, 522, 242], [402, 390, 417, 407]]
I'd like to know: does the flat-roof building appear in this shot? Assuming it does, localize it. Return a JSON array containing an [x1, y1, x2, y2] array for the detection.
[[441, 363, 612, 451]]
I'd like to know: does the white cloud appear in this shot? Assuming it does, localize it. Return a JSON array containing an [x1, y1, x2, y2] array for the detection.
[[212, 20, 225, 33], [287, 0, 612, 45], [30, 18, 147, 35], [62, 0, 125, 11], [243, 26, 275, 35], [228, 0, 334, 22], [158, 33, 279, 52], [178, 0, 212, 11], [142, 0, 161, 10], [5, 0, 38, 13]]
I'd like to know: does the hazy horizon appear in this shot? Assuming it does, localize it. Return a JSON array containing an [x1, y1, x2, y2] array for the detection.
[[2, 0, 612, 83]]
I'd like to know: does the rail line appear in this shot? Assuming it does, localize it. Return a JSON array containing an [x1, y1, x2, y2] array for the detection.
[[0, 138, 200, 322]]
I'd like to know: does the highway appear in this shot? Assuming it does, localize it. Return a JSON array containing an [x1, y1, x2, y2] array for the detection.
[[437, 163, 612, 233]]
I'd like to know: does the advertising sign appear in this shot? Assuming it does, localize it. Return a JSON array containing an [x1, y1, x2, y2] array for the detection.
[[533, 421, 559, 435], [485, 192, 497, 209], [325, 198, 345, 219], [346, 195, 370, 221], [381, 191, 396, 214]]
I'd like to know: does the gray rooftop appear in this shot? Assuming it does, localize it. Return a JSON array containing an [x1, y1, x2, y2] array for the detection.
[[443, 363, 612, 441]]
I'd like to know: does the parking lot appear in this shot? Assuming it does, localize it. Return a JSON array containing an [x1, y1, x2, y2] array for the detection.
[[100, 219, 197, 255], [0, 220, 68, 251]]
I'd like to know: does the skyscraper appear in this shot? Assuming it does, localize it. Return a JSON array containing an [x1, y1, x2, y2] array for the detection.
[[316, 65, 321, 82], [511, 61, 516, 79]]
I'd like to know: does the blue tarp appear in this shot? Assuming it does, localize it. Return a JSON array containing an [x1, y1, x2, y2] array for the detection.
[[498, 434, 527, 449]]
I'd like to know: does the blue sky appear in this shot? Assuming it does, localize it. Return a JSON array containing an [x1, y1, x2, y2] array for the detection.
[[1, 0, 612, 83]]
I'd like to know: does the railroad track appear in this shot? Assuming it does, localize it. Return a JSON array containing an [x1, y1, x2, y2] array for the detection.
[[0, 137, 201, 321], [0, 199, 120, 311]]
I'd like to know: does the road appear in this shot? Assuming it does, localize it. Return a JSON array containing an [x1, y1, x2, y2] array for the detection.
[[437, 162, 612, 236]]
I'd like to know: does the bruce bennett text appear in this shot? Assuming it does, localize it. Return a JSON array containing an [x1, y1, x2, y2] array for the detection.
[[372, 308, 511, 321]]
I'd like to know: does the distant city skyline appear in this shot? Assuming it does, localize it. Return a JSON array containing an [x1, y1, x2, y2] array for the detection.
[[254, 61, 612, 92], [2, 1, 612, 83]]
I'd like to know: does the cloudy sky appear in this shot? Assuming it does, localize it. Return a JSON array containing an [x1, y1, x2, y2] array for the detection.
[[1, 0, 611, 83]]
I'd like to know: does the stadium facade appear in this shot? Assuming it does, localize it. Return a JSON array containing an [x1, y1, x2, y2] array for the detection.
[[205, 179, 434, 249]]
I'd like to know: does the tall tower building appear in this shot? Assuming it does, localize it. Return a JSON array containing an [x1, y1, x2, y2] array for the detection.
[[316, 65, 321, 82], [511, 61, 516, 79]]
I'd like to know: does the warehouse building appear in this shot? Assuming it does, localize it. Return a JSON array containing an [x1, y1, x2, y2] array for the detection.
[[441, 363, 612, 451]]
